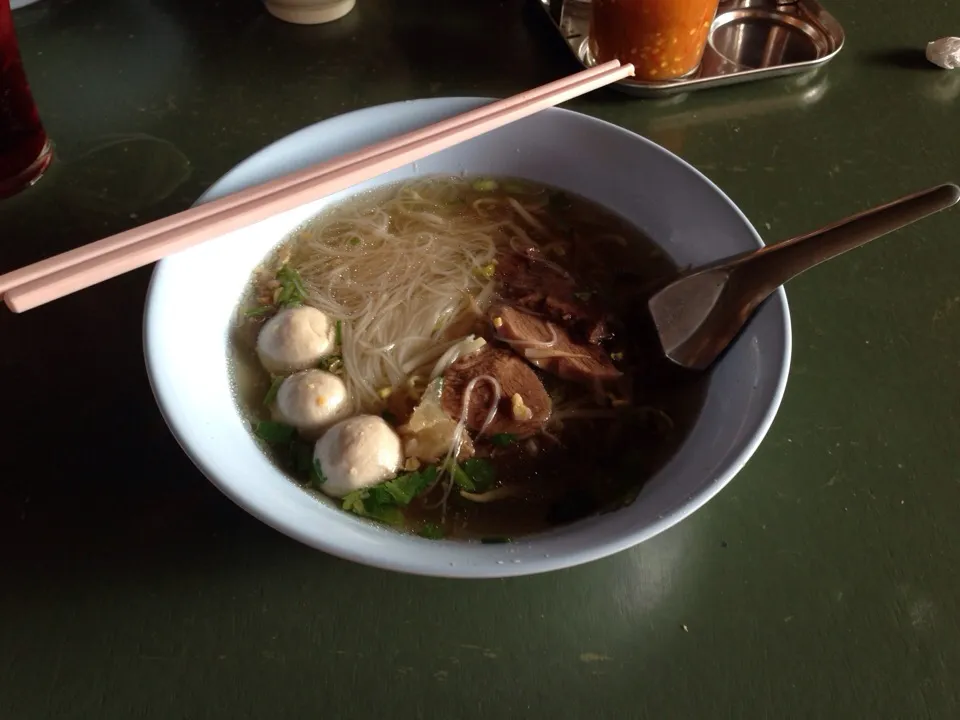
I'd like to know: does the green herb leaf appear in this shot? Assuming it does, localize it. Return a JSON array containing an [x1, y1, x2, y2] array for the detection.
[[448, 461, 476, 491], [310, 457, 326, 486], [253, 421, 297, 444], [462, 458, 496, 489], [342, 490, 369, 515], [338, 465, 440, 528], [490, 433, 516, 447], [334, 320, 343, 346], [244, 305, 273, 317], [367, 505, 405, 527], [263, 375, 284, 406], [368, 484, 395, 507], [419, 523, 445, 540], [472, 178, 498, 192], [275, 265, 307, 308], [342, 484, 407, 528], [383, 466, 437, 506], [480, 536, 511, 544]]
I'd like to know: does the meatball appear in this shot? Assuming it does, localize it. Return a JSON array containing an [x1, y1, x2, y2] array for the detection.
[[256, 306, 336, 374], [273, 370, 350, 437], [313, 415, 403, 498]]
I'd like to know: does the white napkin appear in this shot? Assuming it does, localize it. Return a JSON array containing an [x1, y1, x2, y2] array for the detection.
[[926, 37, 960, 69]]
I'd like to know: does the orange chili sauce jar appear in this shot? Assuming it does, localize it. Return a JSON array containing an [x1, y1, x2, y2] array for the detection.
[[590, 0, 721, 81]]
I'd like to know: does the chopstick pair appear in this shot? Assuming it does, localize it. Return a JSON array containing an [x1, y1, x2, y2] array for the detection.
[[0, 60, 635, 313]]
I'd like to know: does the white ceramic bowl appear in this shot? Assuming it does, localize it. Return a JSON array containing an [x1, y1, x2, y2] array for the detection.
[[143, 98, 791, 578]]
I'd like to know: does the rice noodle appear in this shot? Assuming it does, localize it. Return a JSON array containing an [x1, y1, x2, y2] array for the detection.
[[459, 486, 522, 503], [428, 373, 502, 518], [285, 178, 514, 413], [494, 323, 557, 350], [523, 348, 588, 360], [427, 335, 487, 381], [507, 197, 547, 234], [507, 235, 573, 280]]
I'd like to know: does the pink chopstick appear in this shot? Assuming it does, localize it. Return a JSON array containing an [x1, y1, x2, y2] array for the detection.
[[2, 61, 634, 313]]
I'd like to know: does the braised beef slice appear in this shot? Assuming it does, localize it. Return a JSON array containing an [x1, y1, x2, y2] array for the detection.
[[490, 304, 622, 385], [441, 346, 551, 439], [495, 250, 609, 344]]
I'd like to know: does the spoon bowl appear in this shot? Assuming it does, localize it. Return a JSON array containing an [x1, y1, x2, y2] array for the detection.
[[650, 183, 960, 370]]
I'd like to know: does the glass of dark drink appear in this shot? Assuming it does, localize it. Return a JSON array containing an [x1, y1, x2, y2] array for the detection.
[[0, 0, 52, 198]]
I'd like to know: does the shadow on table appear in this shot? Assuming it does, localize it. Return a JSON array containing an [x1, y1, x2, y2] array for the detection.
[[865, 48, 932, 71]]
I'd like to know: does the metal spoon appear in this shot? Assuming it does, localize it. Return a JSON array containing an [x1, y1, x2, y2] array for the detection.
[[648, 183, 960, 371]]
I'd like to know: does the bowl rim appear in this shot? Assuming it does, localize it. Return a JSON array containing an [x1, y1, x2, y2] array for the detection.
[[143, 97, 792, 578]]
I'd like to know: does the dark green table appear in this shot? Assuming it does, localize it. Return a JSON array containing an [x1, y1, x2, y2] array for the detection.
[[3, 1, 959, 717]]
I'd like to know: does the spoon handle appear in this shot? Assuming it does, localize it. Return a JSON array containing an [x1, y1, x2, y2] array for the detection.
[[737, 183, 960, 295]]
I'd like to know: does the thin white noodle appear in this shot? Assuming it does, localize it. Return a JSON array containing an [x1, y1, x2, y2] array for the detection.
[[494, 323, 557, 349], [507, 196, 547, 233], [523, 348, 589, 360], [507, 234, 574, 281], [427, 373, 502, 518], [283, 177, 512, 413]]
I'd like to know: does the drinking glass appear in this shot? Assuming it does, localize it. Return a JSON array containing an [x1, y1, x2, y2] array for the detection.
[[0, 0, 52, 198]]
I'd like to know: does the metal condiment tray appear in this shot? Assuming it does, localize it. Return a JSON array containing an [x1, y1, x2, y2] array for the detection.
[[537, 0, 845, 97]]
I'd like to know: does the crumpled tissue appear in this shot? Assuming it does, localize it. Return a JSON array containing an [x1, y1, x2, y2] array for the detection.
[[926, 37, 960, 69]]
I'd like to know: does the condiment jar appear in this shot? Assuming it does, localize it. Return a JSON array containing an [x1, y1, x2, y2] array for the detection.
[[590, 0, 721, 81]]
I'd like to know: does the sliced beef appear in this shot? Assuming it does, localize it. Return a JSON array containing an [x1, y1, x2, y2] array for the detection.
[[490, 304, 622, 385], [441, 345, 551, 439], [495, 250, 610, 344]]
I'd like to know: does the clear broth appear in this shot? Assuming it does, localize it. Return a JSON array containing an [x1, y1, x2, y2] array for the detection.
[[228, 176, 710, 540]]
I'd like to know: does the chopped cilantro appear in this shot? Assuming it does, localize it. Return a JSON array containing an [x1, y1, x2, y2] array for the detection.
[[275, 265, 307, 307], [382, 466, 437, 506], [503, 181, 527, 194], [262, 375, 284, 406], [490, 433, 516, 447], [348, 236, 361, 246], [462, 457, 496, 489], [610, 351, 624, 362], [448, 461, 476, 491], [244, 305, 273, 318], [341, 489, 404, 527], [340, 465, 439, 528], [480, 537, 510, 544], [472, 178, 498, 192], [419, 523, 445, 540], [446, 458, 496, 491], [334, 320, 343, 346], [342, 490, 367, 515], [253, 420, 296, 444], [366, 484, 395, 507]]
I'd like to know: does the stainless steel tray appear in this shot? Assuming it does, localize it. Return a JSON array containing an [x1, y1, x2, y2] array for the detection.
[[537, 0, 845, 97]]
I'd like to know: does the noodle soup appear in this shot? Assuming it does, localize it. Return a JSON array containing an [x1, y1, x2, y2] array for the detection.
[[229, 176, 708, 540]]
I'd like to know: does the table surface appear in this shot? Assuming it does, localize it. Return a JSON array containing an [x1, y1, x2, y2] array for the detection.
[[2, 1, 959, 718]]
